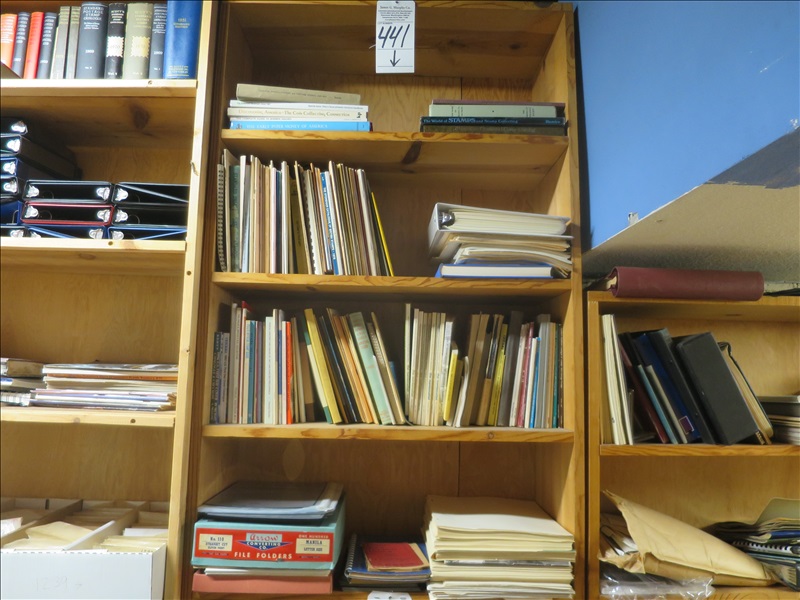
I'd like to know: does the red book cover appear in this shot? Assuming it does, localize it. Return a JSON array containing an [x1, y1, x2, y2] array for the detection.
[[362, 541, 428, 571], [0, 13, 17, 68], [22, 11, 43, 78]]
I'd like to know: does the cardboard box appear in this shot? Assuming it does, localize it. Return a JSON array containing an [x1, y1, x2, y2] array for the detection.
[[1, 499, 168, 599]]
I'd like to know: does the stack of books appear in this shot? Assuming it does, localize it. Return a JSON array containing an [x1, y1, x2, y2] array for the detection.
[[27, 363, 178, 411], [216, 154, 393, 275], [0, 2, 202, 80], [0, 357, 44, 406], [420, 99, 567, 135], [758, 395, 800, 444], [341, 534, 431, 592], [428, 202, 573, 279], [423, 495, 575, 599], [191, 481, 345, 595], [228, 83, 371, 132], [602, 317, 774, 445]]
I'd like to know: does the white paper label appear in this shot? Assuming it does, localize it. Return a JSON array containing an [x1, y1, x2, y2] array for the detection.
[[376, 0, 415, 73]]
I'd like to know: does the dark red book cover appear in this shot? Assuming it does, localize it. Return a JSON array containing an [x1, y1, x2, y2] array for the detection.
[[600, 266, 764, 301]]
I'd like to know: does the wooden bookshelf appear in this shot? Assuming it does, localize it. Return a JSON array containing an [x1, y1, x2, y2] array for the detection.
[[188, 1, 584, 597], [586, 292, 800, 599], [0, 3, 218, 598]]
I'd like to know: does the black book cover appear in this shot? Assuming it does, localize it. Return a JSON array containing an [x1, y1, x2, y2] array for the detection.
[[148, 3, 167, 78], [673, 332, 760, 445], [317, 311, 361, 424], [646, 328, 718, 443], [10, 12, 30, 77], [36, 12, 59, 79], [76, 2, 109, 79], [104, 3, 127, 79]]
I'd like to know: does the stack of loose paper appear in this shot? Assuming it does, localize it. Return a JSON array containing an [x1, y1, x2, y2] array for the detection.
[[28, 363, 178, 411], [423, 495, 575, 599]]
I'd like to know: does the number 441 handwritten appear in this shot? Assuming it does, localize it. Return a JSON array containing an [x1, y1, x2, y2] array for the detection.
[[377, 24, 410, 49]]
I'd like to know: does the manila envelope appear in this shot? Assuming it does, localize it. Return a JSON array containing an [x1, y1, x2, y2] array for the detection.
[[600, 490, 774, 587]]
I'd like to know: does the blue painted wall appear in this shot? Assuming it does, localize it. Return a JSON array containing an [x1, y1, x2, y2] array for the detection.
[[572, 0, 800, 249]]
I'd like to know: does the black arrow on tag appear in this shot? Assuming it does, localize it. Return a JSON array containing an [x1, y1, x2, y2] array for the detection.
[[390, 50, 400, 66]]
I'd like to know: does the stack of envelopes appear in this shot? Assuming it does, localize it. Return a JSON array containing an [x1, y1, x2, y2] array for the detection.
[[423, 495, 575, 599]]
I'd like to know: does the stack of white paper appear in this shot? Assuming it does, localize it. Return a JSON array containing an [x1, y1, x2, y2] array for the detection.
[[423, 495, 575, 599]]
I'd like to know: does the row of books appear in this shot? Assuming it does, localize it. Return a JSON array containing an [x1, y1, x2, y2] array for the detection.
[[211, 305, 402, 426], [0, 359, 177, 411], [407, 309, 563, 428], [428, 202, 573, 279], [211, 302, 563, 429], [0, 1, 202, 80], [2, 179, 188, 240], [228, 83, 371, 132], [602, 316, 774, 445], [216, 153, 393, 276]]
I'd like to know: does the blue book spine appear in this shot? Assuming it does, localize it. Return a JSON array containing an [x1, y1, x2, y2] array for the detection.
[[229, 119, 372, 132], [163, 0, 202, 79], [320, 172, 339, 275]]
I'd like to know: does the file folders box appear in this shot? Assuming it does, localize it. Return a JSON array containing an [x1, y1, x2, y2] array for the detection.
[[191, 499, 345, 570]]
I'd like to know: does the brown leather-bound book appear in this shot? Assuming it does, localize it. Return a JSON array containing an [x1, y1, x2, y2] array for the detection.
[[597, 266, 764, 301]]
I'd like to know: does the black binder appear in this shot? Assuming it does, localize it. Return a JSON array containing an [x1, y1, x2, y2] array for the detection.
[[673, 332, 760, 445]]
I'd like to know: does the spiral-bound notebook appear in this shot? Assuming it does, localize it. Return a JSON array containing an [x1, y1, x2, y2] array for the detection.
[[343, 534, 430, 588]]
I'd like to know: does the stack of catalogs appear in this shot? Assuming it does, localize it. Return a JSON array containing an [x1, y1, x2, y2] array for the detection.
[[423, 495, 575, 599]]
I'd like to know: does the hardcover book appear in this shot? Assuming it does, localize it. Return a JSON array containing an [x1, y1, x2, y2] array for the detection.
[[163, 0, 202, 79], [121, 2, 154, 79], [104, 3, 127, 79], [673, 332, 761, 445], [0, 13, 16, 69], [22, 11, 43, 79], [63, 6, 81, 79], [10, 11, 30, 77], [147, 3, 167, 78], [49, 6, 72, 79], [35, 12, 58, 79], [75, 2, 109, 79]]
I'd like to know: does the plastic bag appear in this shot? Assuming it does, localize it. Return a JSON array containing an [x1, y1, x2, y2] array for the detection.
[[601, 564, 715, 600]]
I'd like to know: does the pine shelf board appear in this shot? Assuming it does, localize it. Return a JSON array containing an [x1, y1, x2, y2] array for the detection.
[[0, 406, 175, 428], [203, 423, 574, 443], [1, 80, 197, 148], [229, 0, 570, 79], [587, 292, 800, 323], [220, 130, 568, 191], [0, 238, 186, 275], [600, 444, 800, 458], [212, 273, 572, 299]]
